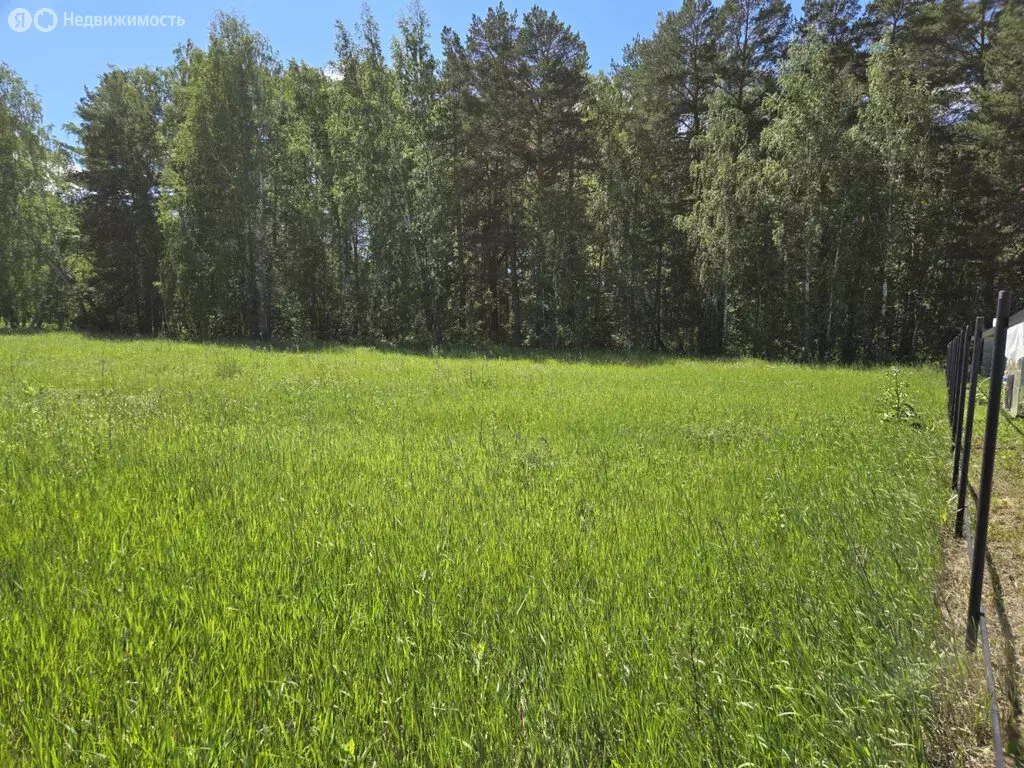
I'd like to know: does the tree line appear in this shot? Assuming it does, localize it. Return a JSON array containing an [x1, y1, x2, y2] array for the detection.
[[1, 0, 1022, 361]]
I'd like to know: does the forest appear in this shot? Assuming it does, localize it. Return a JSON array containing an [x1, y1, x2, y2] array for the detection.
[[1, 0, 1022, 361]]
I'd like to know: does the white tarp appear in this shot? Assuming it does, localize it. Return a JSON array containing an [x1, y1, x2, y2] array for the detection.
[[1005, 322, 1024, 362]]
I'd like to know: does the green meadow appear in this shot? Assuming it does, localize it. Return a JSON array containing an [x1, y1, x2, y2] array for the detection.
[[0, 334, 952, 765]]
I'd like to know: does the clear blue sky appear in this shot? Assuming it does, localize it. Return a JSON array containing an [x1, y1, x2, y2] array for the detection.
[[1, 0, 687, 140]]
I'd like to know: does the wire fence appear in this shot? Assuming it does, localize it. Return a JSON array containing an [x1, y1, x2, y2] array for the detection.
[[945, 289, 1011, 768]]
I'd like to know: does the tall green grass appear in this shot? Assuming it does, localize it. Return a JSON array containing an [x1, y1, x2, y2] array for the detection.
[[0, 334, 950, 764]]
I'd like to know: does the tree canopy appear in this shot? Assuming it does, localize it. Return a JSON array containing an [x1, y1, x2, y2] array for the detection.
[[2, 0, 1021, 361]]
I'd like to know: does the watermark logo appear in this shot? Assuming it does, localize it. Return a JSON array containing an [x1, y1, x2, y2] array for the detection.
[[34, 8, 57, 31], [8, 8, 33, 31], [7, 8, 185, 31]]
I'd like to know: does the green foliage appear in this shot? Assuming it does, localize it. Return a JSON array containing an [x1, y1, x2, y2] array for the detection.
[[881, 365, 923, 425], [72, 67, 165, 333], [159, 14, 282, 340], [0, 64, 85, 329], [760, 39, 867, 360], [684, 90, 765, 353], [720, 0, 792, 114], [0, 0, 1021, 360], [855, 43, 944, 359], [973, 1, 1024, 290], [0, 333, 952, 763]]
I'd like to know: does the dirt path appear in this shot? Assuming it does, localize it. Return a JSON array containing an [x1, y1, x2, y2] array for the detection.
[[941, 408, 1024, 766]]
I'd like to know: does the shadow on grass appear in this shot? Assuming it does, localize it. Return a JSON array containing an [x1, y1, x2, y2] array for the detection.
[[3, 327, 919, 369], [6, 327, 693, 367], [0, 327, 49, 338]]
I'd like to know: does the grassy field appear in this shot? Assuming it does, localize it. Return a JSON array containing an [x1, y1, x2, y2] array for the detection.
[[0, 333, 954, 765]]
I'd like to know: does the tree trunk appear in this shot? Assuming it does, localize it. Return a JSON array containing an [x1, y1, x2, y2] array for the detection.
[[803, 263, 811, 360], [510, 236, 522, 346], [824, 244, 840, 361], [653, 249, 665, 351], [721, 281, 728, 353]]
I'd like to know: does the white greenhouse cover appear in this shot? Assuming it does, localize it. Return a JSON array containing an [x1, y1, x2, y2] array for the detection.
[[1004, 322, 1024, 363]]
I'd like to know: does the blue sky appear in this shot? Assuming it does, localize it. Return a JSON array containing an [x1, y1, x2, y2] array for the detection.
[[1, 0, 683, 140]]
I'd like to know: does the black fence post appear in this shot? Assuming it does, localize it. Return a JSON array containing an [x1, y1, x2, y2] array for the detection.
[[951, 332, 962, 435], [952, 326, 971, 488], [951, 332, 959, 473], [946, 340, 953, 426], [956, 317, 985, 537], [967, 290, 1011, 651]]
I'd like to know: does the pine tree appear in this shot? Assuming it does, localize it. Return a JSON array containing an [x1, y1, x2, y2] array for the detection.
[[719, 0, 792, 116], [72, 67, 165, 333], [463, 3, 528, 343], [800, 0, 866, 72], [517, 6, 591, 346], [614, 0, 721, 350]]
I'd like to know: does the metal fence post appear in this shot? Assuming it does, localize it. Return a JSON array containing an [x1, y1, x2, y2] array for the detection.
[[967, 290, 1011, 651], [950, 332, 962, 436], [956, 317, 985, 537], [950, 331, 960, 465], [952, 326, 971, 488], [950, 331, 958, 434], [946, 340, 953, 426]]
